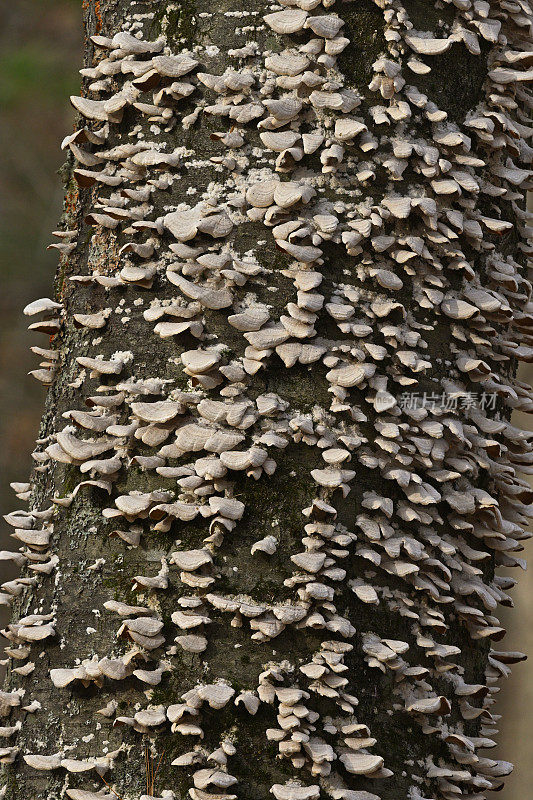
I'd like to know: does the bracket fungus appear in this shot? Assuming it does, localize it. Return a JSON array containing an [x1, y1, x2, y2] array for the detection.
[[2, 0, 533, 799]]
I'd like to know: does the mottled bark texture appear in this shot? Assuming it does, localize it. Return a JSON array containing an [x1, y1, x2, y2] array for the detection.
[[1, 1, 532, 799]]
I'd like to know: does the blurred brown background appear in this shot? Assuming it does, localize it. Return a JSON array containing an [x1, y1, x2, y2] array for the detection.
[[0, 2, 531, 797]]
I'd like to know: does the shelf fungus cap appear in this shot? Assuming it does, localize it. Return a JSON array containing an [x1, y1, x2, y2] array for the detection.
[[130, 400, 184, 423], [60, 758, 98, 773], [175, 634, 208, 653], [197, 683, 235, 709], [406, 696, 452, 715], [167, 273, 233, 310], [171, 549, 213, 571], [23, 298, 62, 316], [193, 769, 238, 790], [197, 213, 234, 239], [24, 753, 62, 770], [134, 707, 167, 727], [304, 15, 344, 39], [264, 9, 308, 34], [339, 752, 384, 774], [291, 552, 326, 573], [76, 357, 124, 375], [335, 119, 367, 141], [235, 691, 260, 714], [265, 53, 310, 76], [440, 297, 479, 319], [104, 600, 155, 617], [404, 34, 453, 55], [208, 496, 245, 519], [329, 790, 380, 800], [114, 494, 155, 517], [70, 96, 119, 122], [228, 308, 270, 332], [251, 535, 278, 556], [189, 790, 235, 800], [50, 668, 84, 688], [152, 54, 199, 78], [271, 784, 320, 800], [182, 350, 221, 375], [246, 180, 279, 208]]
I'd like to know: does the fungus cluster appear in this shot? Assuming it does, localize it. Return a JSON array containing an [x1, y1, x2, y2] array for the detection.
[[1, 0, 532, 798]]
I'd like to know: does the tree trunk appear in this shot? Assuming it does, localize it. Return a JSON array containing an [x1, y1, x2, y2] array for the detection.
[[1, 1, 532, 799]]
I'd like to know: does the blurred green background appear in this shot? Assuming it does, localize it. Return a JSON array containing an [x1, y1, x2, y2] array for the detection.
[[0, 2, 531, 797], [0, 0, 80, 507]]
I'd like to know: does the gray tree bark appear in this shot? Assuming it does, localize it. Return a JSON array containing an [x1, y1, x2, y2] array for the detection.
[[1, 1, 532, 799]]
